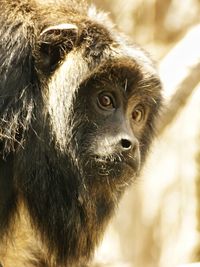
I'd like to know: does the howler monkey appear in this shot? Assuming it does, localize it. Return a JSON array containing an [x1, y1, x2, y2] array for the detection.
[[0, 0, 162, 266]]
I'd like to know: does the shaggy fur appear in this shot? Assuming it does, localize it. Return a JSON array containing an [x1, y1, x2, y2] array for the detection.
[[0, 0, 162, 266]]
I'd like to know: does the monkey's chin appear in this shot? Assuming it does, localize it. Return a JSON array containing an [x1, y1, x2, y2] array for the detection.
[[86, 155, 140, 185]]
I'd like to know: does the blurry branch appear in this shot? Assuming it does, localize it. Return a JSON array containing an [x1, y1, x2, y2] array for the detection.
[[157, 63, 200, 135], [157, 25, 200, 135]]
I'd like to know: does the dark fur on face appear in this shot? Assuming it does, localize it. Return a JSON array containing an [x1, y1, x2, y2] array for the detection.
[[0, 0, 162, 266]]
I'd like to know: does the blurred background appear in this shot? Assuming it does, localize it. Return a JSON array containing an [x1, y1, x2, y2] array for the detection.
[[86, 0, 200, 267]]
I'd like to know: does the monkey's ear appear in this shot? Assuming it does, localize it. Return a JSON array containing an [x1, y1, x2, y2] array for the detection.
[[38, 24, 78, 72]]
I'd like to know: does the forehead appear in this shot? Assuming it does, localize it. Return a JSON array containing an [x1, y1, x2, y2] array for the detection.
[[79, 57, 161, 102], [82, 58, 144, 92]]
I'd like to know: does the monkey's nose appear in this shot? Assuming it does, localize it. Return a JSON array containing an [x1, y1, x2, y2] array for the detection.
[[120, 138, 133, 151]]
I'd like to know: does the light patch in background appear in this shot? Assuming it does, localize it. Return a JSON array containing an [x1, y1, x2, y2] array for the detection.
[[159, 25, 200, 99], [166, 0, 198, 31]]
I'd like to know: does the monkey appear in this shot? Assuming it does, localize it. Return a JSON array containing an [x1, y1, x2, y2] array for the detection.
[[0, 0, 162, 266]]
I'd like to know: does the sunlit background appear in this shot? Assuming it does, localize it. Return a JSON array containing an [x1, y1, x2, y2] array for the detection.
[[86, 0, 200, 266]]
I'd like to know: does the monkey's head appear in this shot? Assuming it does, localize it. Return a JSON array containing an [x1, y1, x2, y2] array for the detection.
[[33, 14, 162, 192]]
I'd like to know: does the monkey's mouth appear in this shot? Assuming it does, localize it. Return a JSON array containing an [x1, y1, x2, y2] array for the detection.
[[93, 154, 140, 175]]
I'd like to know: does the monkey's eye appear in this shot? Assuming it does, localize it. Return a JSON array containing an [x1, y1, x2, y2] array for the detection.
[[97, 93, 115, 110], [132, 105, 145, 123]]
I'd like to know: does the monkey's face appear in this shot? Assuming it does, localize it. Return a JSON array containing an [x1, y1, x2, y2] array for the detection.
[[69, 60, 160, 186]]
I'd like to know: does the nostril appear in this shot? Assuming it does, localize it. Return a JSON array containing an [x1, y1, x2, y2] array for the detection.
[[121, 138, 132, 150]]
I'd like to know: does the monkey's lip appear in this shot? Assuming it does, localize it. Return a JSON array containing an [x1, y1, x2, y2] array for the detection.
[[94, 156, 139, 172]]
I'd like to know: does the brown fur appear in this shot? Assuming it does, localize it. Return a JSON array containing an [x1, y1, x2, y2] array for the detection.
[[0, 0, 162, 266]]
